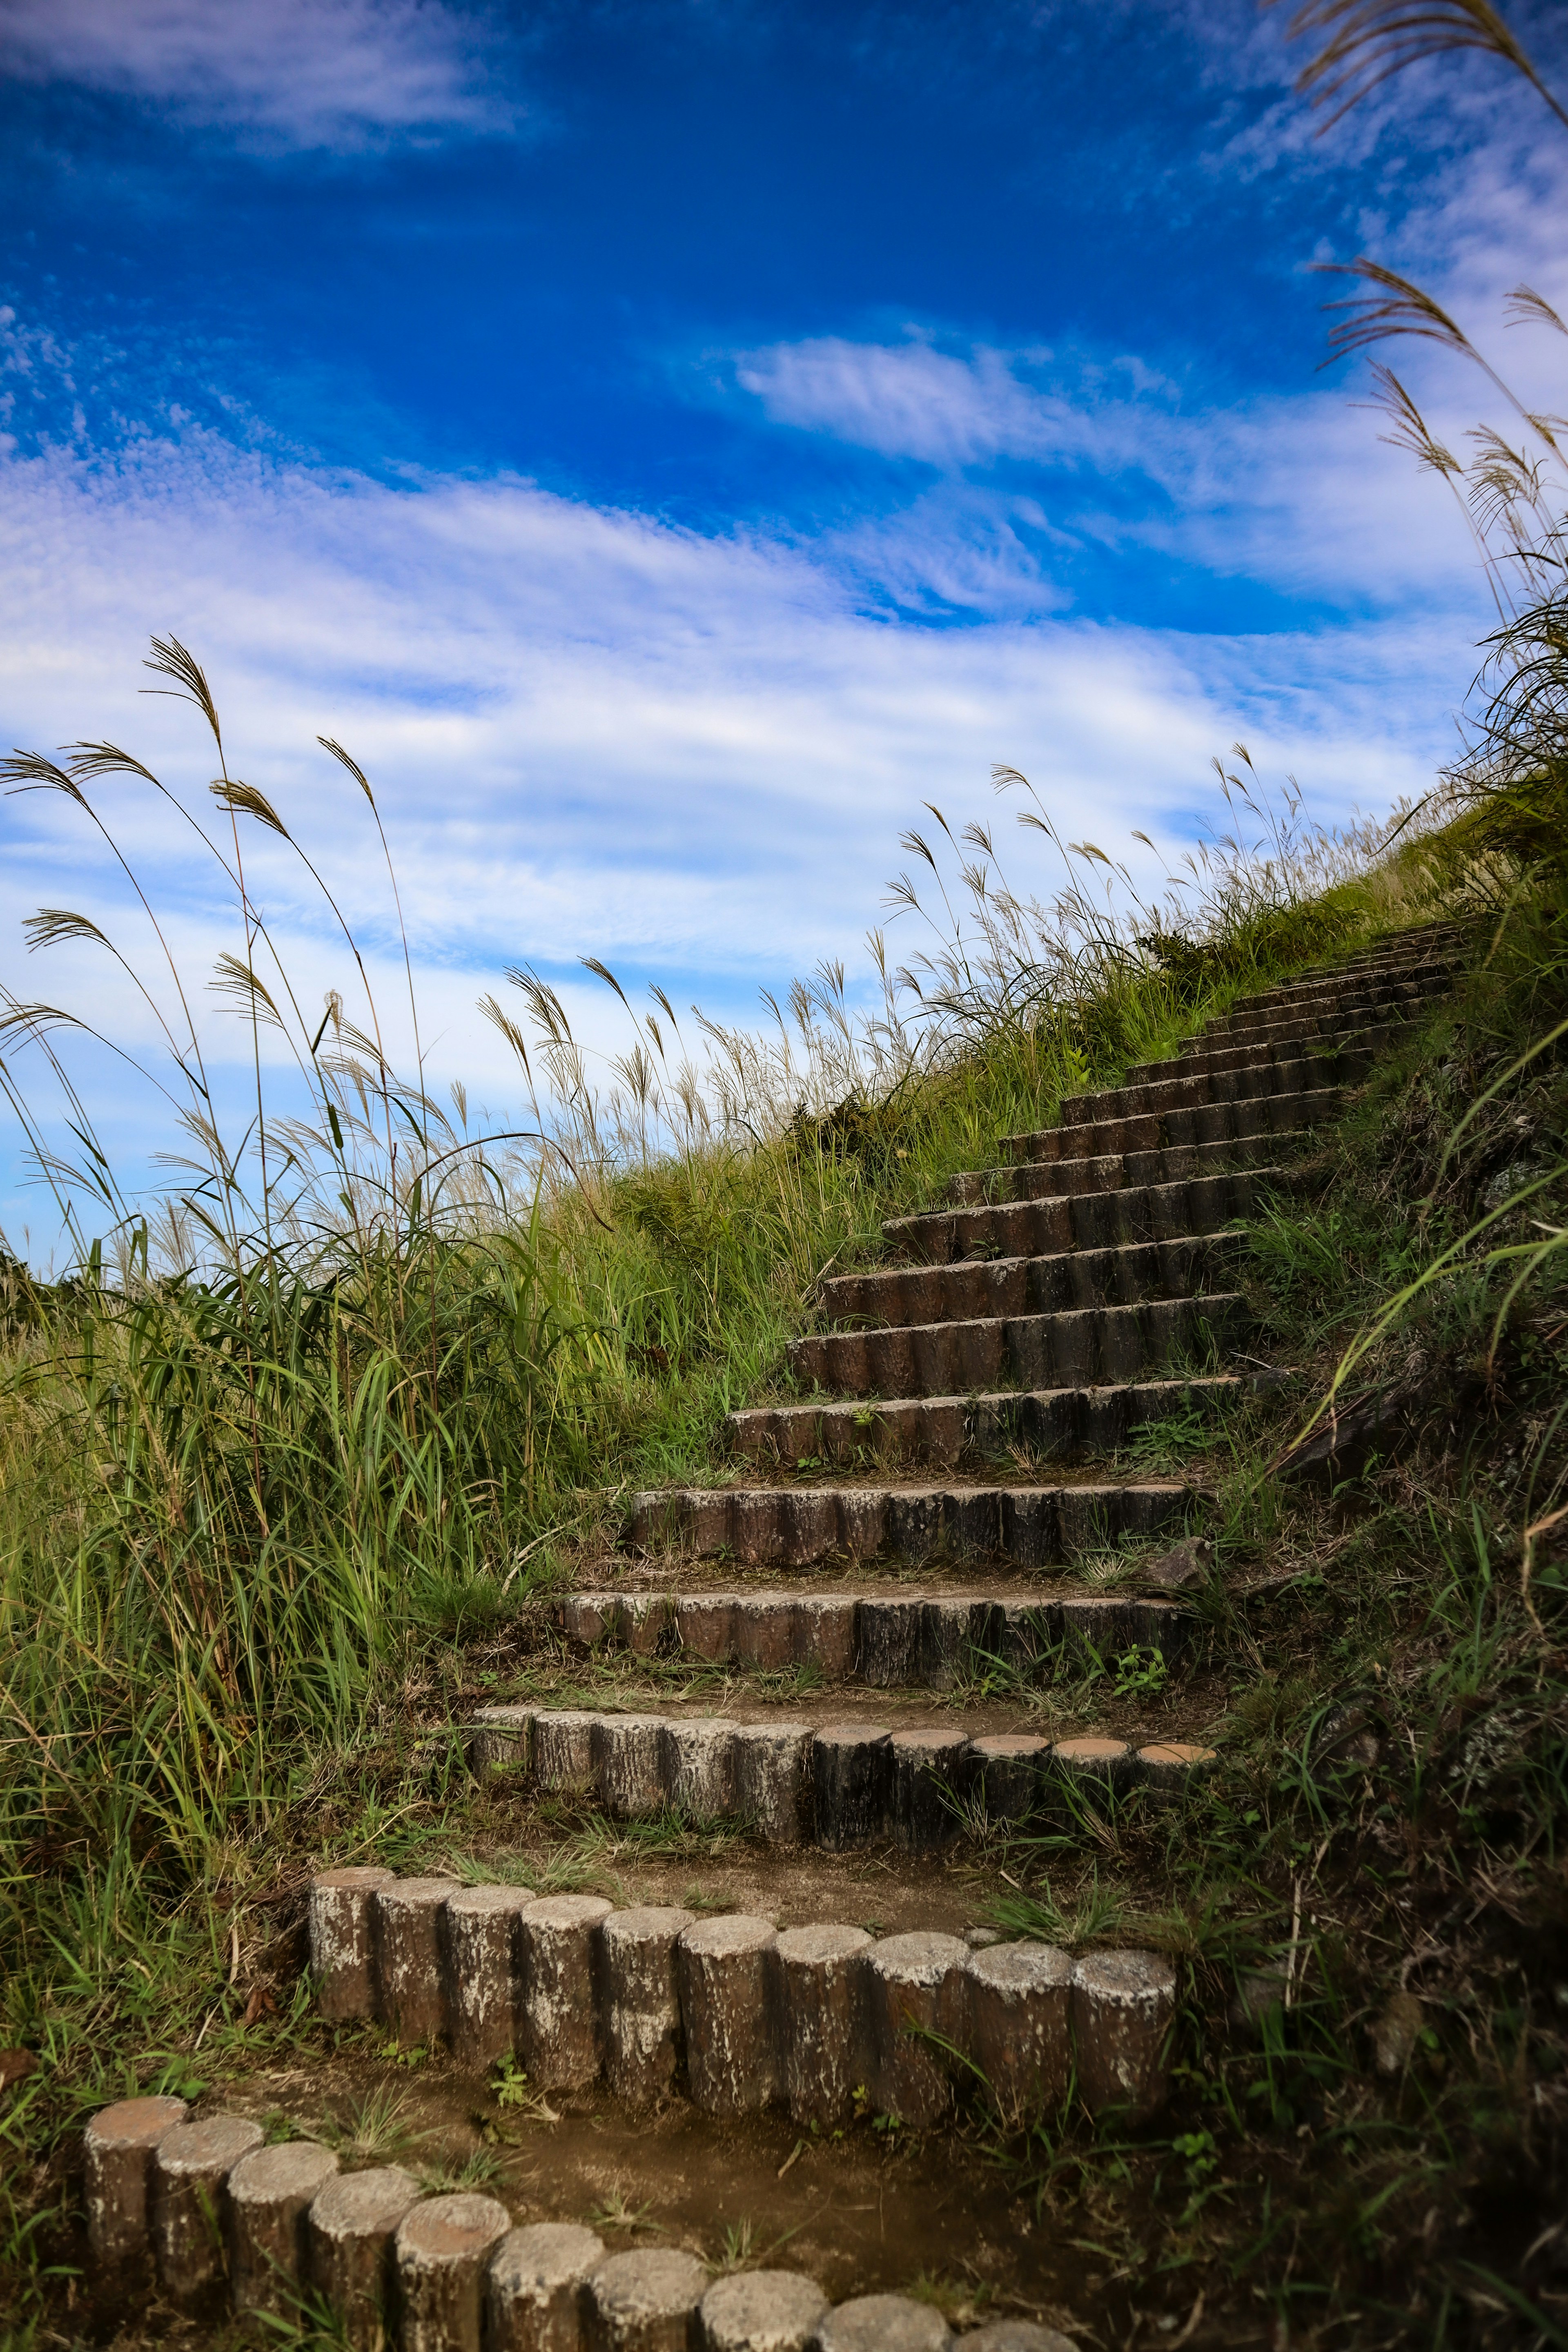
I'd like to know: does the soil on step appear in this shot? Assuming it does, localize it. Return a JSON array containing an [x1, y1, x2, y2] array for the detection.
[[473, 1655, 1225, 1753], [593, 1562, 1196, 1595], [434, 1822, 1001, 1929], [72, 2049, 1105, 2351]]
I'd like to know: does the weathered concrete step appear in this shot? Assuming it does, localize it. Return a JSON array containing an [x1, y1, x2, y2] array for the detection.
[[1001, 1084, 1339, 1167], [944, 1128, 1301, 1210], [1147, 1015, 1409, 1083], [726, 1374, 1242, 1467], [1205, 973, 1443, 1040], [1198, 987, 1448, 1058], [1234, 932, 1459, 992], [816, 1230, 1246, 1328], [1042, 1049, 1366, 1137], [467, 1703, 1213, 1850], [628, 1476, 1194, 1565], [1185, 1000, 1419, 1057], [1206, 958, 1454, 1030], [890, 1165, 1283, 1265], [787, 1290, 1248, 1398], [302, 1874, 1178, 2127], [553, 1582, 1190, 1679], [1177, 970, 1451, 1049]]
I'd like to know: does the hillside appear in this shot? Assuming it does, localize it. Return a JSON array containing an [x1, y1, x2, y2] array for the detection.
[[3, 742, 1567, 2347]]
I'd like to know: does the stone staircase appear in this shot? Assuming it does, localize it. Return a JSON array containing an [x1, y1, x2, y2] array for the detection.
[[625, 922, 1460, 1568], [468, 922, 1461, 1857], [76, 922, 1466, 2351]]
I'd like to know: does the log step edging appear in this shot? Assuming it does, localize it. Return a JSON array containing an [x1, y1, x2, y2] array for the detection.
[[466, 1701, 1214, 1847], [85, 2065, 1111, 2342], [725, 1374, 1243, 1468], [551, 1584, 1190, 1682], [627, 1477, 1197, 1566], [305, 1875, 1176, 2125], [815, 1231, 1247, 1329], [784, 1292, 1250, 1401], [1000, 1084, 1342, 1168], [941, 1129, 1304, 1210]]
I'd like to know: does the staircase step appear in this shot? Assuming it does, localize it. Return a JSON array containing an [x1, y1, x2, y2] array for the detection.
[[889, 1165, 1284, 1265], [1000, 1085, 1340, 1168], [1206, 959, 1453, 1029], [466, 1700, 1211, 1850], [552, 1582, 1191, 1679], [627, 1478, 1194, 1566], [305, 1873, 1181, 2123], [726, 1374, 1243, 1468], [940, 1134, 1297, 1214], [1146, 1015, 1410, 1083], [815, 1231, 1246, 1328], [1050, 1048, 1368, 1134], [786, 1291, 1249, 1397]]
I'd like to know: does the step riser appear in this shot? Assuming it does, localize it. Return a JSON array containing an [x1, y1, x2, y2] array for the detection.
[[886, 1166, 1276, 1265], [818, 1232, 1245, 1327], [726, 1375, 1240, 1468], [1207, 962, 1452, 1028], [628, 1479, 1191, 1566], [1005, 1087, 1339, 1167], [467, 1709, 1200, 1851], [787, 1292, 1249, 1399], [305, 1877, 1178, 2126], [1178, 981, 1447, 1045], [1045, 1054, 1365, 1138], [555, 1587, 1187, 1682], [944, 1130, 1297, 1209], [1149, 1016, 1408, 1081], [1234, 951, 1452, 997], [1182, 1010, 1397, 1059]]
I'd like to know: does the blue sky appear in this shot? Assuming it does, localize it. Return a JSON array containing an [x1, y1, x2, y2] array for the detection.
[[2, 0, 1565, 1253]]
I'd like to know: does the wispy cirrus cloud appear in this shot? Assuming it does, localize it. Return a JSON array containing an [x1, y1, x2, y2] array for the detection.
[[0, 287, 1483, 1242], [725, 327, 1507, 620], [0, 0, 518, 146], [732, 336, 1138, 470]]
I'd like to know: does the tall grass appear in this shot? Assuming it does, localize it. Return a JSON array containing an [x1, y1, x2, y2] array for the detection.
[[0, 640, 1432, 1949]]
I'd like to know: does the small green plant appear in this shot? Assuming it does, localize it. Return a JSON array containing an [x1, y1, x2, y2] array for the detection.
[[417, 2145, 504, 2194], [1111, 1644, 1169, 1700], [489, 2052, 535, 2111], [715, 2219, 755, 2274], [323, 2086, 419, 2166], [586, 2188, 657, 2234], [375, 2035, 431, 2071]]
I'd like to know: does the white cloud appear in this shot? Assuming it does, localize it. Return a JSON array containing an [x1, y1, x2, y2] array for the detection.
[[735, 337, 1087, 468], [0, 285, 1499, 1243], [0, 0, 514, 146], [0, 403, 1471, 998], [729, 329, 1511, 621]]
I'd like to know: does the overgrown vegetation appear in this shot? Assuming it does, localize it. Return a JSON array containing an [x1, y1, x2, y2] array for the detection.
[[1, 624, 1561, 2343], [0, 639, 1441, 2334], [6, 6, 1568, 2343]]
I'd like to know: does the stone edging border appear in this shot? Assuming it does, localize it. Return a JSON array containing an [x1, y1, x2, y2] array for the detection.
[[85, 2102, 1081, 2350], [307, 1872, 1178, 2128], [551, 1588, 1189, 1681], [466, 1706, 1215, 1849]]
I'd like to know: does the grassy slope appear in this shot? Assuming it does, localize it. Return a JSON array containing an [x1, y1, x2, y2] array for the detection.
[[3, 852, 1568, 2344]]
